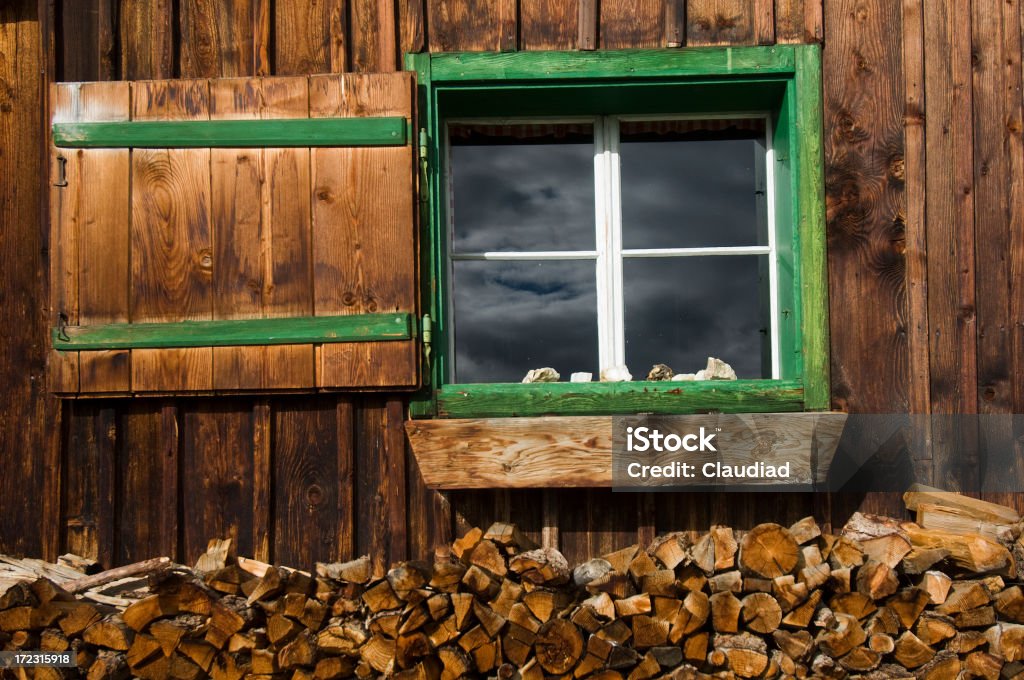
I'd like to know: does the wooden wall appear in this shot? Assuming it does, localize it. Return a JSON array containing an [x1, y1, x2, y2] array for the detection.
[[0, 0, 1021, 568]]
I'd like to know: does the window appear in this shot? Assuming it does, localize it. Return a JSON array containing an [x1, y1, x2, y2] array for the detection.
[[448, 116, 775, 384], [408, 46, 828, 417]]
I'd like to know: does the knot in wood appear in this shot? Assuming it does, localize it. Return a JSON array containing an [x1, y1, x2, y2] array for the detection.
[[306, 484, 324, 507]]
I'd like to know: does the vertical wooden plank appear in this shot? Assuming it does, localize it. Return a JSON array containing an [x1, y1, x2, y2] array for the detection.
[[179, 0, 256, 78], [356, 398, 390, 577], [753, 0, 774, 44], [209, 77, 313, 390], [180, 402, 255, 564], [309, 73, 418, 389], [337, 398, 355, 561], [273, 0, 346, 75], [118, 403, 178, 563], [273, 399, 340, 570], [252, 400, 272, 562], [384, 398, 408, 564], [63, 403, 117, 568], [579, 0, 599, 50], [2, 0, 57, 558], [665, 0, 686, 47], [522, 0, 578, 50], [775, 0, 821, 44], [59, 0, 101, 81], [824, 0, 908, 520], [253, 0, 271, 76], [119, 0, 173, 79], [399, 0, 426, 54], [427, 0, 506, 51], [48, 84, 81, 394], [130, 80, 214, 392], [601, 0, 662, 48], [923, 0, 976, 490], [78, 82, 131, 394], [350, 0, 398, 73], [686, 0, 756, 46]]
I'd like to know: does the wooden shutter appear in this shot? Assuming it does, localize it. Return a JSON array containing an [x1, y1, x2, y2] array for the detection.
[[48, 73, 418, 395]]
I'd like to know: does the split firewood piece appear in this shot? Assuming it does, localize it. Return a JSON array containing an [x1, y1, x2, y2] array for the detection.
[[245, 566, 283, 606], [887, 588, 931, 629], [838, 646, 881, 672], [194, 538, 232, 575], [780, 590, 821, 628], [614, 594, 652, 618], [920, 570, 952, 605], [682, 631, 709, 664], [648, 533, 690, 570], [740, 592, 781, 634], [602, 544, 640, 574], [772, 629, 814, 661], [87, 650, 130, 680], [843, 513, 914, 567], [903, 525, 1013, 575], [985, 622, 1024, 662], [947, 629, 987, 654], [461, 564, 499, 599], [452, 528, 483, 561], [901, 547, 950, 575], [204, 600, 246, 650], [914, 613, 956, 646], [827, 537, 866, 569], [509, 548, 571, 586], [711, 526, 738, 571], [856, 560, 898, 600], [387, 562, 431, 601], [936, 581, 990, 615], [628, 551, 658, 582], [82, 615, 133, 651], [631, 614, 669, 648], [827, 567, 851, 593], [708, 570, 742, 594], [484, 522, 538, 553], [469, 540, 507, 579], [428, 560, 465, 593], [915, 503, 1015, 542], [709, 591, 741, 633], [829, 592, 876, 621], [910, 649, 959, 678], [772, 576, 809, 613], [893, 630, 935, 669], [574, 558, 613, 587], [641, 569, 678, 597], [533, 618, 583, 674], [122, 594, 179, 631], [868, 632, 896, 654], [964, 650, 1003, 680], [903, 484, 1021, 524], [668, 591, 709, 643], [816, 612, 866, 658], [739, 524, 799, 578], [691, 533, 715, 575], [789, 517, 822, 545], [715, 632, 769, 678]]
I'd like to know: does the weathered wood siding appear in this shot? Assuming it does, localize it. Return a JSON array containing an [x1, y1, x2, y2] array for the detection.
[[0, 0, 1021, 568]]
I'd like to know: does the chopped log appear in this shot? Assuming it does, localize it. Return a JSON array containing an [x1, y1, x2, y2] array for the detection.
[[964, 650, 1003, 680], [910, 649, 960, 679], [838, 646, 880, 672], [484, 522, 539, 553], [868, 632, 895, 654], [509, 548, 571, 585], [827, 566, 851, 593], [628, 551, 658, 581], [682, 631, 709, 664], [887, 588, 931, 628], [772, 629, 814, 661], [903, 484, 1021, 524], [691, 533, 715, 575], [534, 618, 583, 674], [615, 594, 652, 618], [87, 650, 130, 680], [915, 503, 1014, 542], [65, 558, 173, 594], [903, 525, 1013, 575], [893, 630, 935, 668], [915, 613, 956, 645], [710, 526, 738, 571], [936, 581, 990, 615], [668, 591, 709, 642], [816, 612, 866, 658], [739, 524, 799, 578], [920, 570, 952, 605], [740, 592, 782, 634], [827, 537, 866, 569], [631, 614, 669, 648], [472, 599, 506, 637], [708, 570, 742, 593], [603, 545, 640, 574], [82, 616, 133, 651], [574, 559, 614, 587], [641, 569, 677, 596], [428, 561, 466, 593], [709, 591, 741, 633], [648, 533, 689, 570], [829, 591, 876, 620], [857, 561, 899, 600], [946, 629, 987, 653], [452, 528, 483, 561], [902, 547, 950, 575], [984, 622, 1024, 662], [469, 540, 507, 579]]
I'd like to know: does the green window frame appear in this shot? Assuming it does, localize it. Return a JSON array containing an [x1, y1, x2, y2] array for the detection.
[[406, 46, 828, 419]]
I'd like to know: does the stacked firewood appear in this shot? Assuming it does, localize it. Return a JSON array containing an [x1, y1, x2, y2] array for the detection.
[[3, 488, 1024, 678]]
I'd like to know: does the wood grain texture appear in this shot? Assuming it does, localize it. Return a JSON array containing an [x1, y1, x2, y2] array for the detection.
[[521, 0, 579, 50], [399, 0, 426, 54], [687, 0, 757, 46], [48, 84, 81, 394], [179, 0, 257, 78], [273, 399, 341, 570], [273, 0, 345, 75], [923, 0, 977, 492], [775, 0, 822, 44], [309, 73, 418, 388], [63, 404, 117, 568], [601, 0, 662, 48], [76, 82, 131, 394], [209, 77, 314, 390], [579, 0, 599, 50], [59, 0, 116, 81], [119, 0, 173, 79], [336, 399, 355, 561], [118, 403, 179, 563], [130, 80, 214, 392], [252, 400, 272, 562], [427, 0, 507, 51], [1, 0, 56, 558], [180, 402, 255, 563], [823, 0, 906, 415], [350, 0, 395, 73]]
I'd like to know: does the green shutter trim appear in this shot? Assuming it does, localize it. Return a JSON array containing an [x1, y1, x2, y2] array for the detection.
[[52, 117, 408, 148], [52, 313, 413, 350]]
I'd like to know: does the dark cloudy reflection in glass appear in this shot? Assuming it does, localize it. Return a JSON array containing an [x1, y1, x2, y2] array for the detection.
[[449, 123, 595, 252], [619, 123, 767, 249], [452, 261, 598, 383], [623, 256, 769, 378]]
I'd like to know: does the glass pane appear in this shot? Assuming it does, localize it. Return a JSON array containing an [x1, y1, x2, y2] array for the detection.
[[452, 260, 598, 383], [623, 256, 770, 379], [619, 119, 767, 250], [449, 123, 595, 252]]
